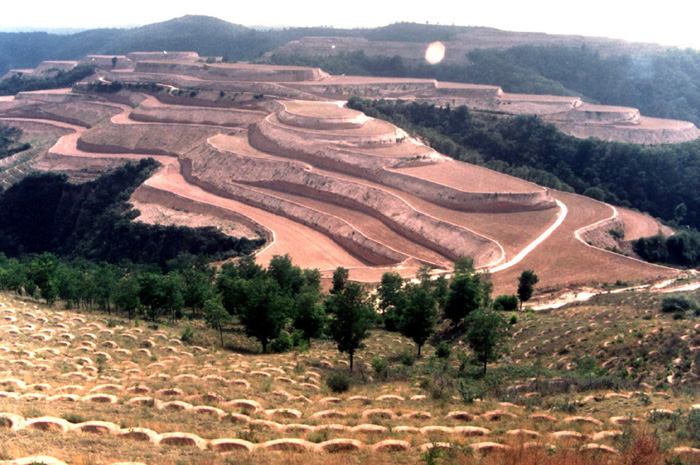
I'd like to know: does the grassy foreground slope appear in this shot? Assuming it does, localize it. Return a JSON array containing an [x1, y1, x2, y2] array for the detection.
[[2, 282, 700, 465]]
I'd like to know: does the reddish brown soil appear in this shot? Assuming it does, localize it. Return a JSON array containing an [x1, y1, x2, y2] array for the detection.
[[618, 208, 673, 241], [490, 191, 678, 295], [393, 160, 544, 194]]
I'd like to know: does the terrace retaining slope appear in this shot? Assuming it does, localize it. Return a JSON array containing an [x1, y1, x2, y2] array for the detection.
[[251, 118, 556, 213], [379, 169, 556, 213], [79, 55, 134, 70], [130, 102, 266, 127], [178, 158, 408, 266], [554, 119, 700, 145], [277, 108, 366, 130], [133, 62, 328, 82], [98, 72, 325, 101], [131, 184, 273, 244], [77, 122, 221, 157], [126, 52, 200, 62], [185, 142, 501, 266]]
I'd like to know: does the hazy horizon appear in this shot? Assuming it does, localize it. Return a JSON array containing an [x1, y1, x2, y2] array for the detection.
[[1, 1, 699, 50]]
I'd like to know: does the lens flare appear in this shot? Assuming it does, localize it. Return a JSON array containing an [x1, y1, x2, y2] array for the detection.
[[425, 41, 446, 65]]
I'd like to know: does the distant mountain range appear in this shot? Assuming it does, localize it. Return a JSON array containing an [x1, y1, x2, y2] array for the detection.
[[0, 15, 677, 76]]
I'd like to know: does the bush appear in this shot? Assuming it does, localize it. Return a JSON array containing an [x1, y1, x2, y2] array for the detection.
[[421, 369, 455, 401], [371, 356, 388, 375], [457, 378, 486, 403], [493, 294, 519, 311], [270, 332, 293, 353], [435, 341, 451, 360], [325, 371, 352, 393], [61, 412, 86, 424], [661, 295, 699, 314], [400, 352, 415, 366], [180, 324, 194, 343]]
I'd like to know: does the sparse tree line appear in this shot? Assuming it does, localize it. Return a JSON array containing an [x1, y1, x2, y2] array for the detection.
[[0, 250, 537, 374]]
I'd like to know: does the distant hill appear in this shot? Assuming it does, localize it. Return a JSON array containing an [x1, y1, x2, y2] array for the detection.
[[2, 16, 698, 125], [0, 15, 676, 76]]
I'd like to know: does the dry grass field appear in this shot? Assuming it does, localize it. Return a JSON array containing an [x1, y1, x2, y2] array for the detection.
[[2, 283, 700, 465]]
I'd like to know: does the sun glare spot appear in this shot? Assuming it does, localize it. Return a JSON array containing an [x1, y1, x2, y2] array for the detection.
[[425, 41, 446, 65]]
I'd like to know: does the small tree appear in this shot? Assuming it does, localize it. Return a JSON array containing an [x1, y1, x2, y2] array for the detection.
[[204, 294, 232, 348], [291, 289, 326, 345], [517, 269, 539, 310], [465, 309, 509, 375], [399, 282, 437, 357], [328, 282, 375, 371], [238, 277, 289, 353], [377, 271, 406, 331], [661, 295, 699, 315], [444, 271, 489, 324], [330, 266, 349, 295]]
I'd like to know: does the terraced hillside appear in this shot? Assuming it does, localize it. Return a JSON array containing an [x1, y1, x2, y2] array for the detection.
[[0, 53, 686, 292]]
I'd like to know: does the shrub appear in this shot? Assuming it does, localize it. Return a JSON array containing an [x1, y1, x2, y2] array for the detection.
[[61, 412, 86, 424], [493, 294, 519, 311], [180, 324, 195, 343], [456, 379, 485, 403], [435, 341, 451, 360], [661, 295, 698, 314], [421, 370, 455, 401], [325, 371, 351, 393], [270, 332, 293, 353], [371, 356, 388, 375], [400, 352, 415, 366]]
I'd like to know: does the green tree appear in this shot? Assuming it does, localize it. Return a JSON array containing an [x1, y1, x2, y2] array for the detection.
[[493, 294, 519, 311], [92, 263, 120, 313], [182, 268, 213, 318], [399, 282, 437, 357], [0, 257, 27, 294], [267, 254, 305, 296], [330, 266, 349, 295], [328, 282, 375, 371], [465, 309, 509, 375], [239, 277, 289, 353], [113, 276, 140, 320], [291, 289, 326, 345], [444, 270, 490, 325], [29, 253, 60, 305], [204, 294, 232, 348], [517, 269, 539, 310], [377, 271, 406, 331]]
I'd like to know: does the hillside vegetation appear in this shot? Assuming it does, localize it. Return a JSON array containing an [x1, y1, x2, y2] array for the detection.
[[0, 64, 95, 95], [0, 158, 263, 266]]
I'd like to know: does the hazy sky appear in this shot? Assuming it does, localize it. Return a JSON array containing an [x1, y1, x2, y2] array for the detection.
[[2, 0, 698, 49]]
